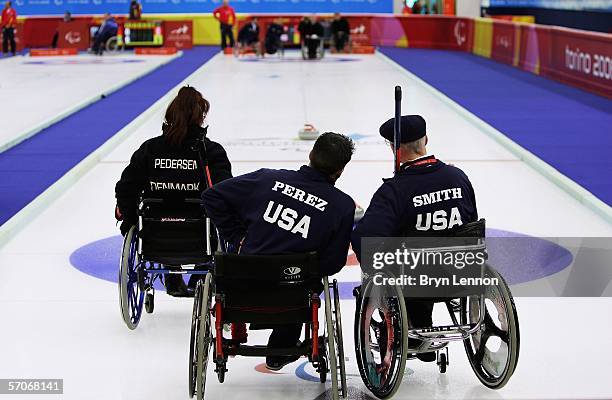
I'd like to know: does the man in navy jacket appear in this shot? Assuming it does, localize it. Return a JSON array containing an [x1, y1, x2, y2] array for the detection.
[[352, 115, 478, 362], [203, 132, 355, 370]]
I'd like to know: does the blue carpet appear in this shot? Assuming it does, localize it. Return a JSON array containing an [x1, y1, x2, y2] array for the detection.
[[0, 47, 218, 226], [380, 47, 612, 206]]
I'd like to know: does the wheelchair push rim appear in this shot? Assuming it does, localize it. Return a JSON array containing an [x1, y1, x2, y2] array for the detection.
[[106, 36, 124, 53], [332, 279, 348, 398], [355, 274, 408, 399], [192, 273, 213, 400], [323, 277, 347, 400], [119, 225, 145, 330], [461, 266, 520, 389]]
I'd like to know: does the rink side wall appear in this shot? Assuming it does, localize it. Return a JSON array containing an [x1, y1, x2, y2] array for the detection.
[[16, 14, 612, 98]]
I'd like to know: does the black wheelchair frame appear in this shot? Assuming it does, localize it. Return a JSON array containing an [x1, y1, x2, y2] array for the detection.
[[189, 252, 347, 400], [353, 219, 520, 398], [301, 35, 325, 60], [118, 197, 217, 330]]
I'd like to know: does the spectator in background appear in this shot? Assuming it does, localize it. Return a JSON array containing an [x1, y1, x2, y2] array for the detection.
[[431, 1, 438, 14], [237, 17, 260, 54], [213, 0, 236, 50], [298, 15, 323, 59], [1, 1, 17, 56], [412, 0, 424, 14], [52, 11, 72, 48], [330, 13, 349, 53], [402, 1, 413, 14], [92, 13, 118, 55], [129, 0, 142, 20], [264, 19, 284, 55]]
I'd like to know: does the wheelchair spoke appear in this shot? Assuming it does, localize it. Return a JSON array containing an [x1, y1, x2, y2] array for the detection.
[[484, 311, 509, 343]]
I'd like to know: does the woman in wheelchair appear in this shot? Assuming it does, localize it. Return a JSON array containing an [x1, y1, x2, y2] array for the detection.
[[115, 86, 232, 296]]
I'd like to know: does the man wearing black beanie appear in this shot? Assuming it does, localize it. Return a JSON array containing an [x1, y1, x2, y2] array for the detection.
[[351, 114, 479, 362]]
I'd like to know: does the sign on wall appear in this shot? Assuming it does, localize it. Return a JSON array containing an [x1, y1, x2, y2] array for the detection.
[[13, 0, 393, 17]]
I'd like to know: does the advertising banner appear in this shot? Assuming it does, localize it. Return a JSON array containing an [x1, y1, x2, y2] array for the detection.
[[396, 16, 473, 51], [164, 20, 192, 48], [57, 20, 90, 49], [12, 0, 393, 17], [490, 19, 519, 65], [547, 27, 612, 97]]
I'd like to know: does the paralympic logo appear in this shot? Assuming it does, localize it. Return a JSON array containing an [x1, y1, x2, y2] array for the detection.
[[454, 20, 466, 47]]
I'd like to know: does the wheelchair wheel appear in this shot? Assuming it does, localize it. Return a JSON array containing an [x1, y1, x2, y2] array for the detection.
[[331, 279, 347, 398], [354, 273, 408, 399], [119, 225, 145, 330], [319, 351, 328, 383], [323, 278, 341, 400], [145, 291, 154, 314], [105, 36, 124, 53], [191, 274, 213, 400], [461, 266, 520, 389]]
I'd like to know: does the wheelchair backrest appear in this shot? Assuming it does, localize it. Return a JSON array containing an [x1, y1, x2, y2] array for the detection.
[[138, 198, 215, 263], [214, 252, 318, 284], [213, 252, 319, 324]]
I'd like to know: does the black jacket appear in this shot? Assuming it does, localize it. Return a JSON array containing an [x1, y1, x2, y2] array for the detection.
[[115, 126, 232, 231], [331, 18, 350, 35], [298, 20, 324, 38], [351, 155, 478, 260], [202, 166, 355, 276]]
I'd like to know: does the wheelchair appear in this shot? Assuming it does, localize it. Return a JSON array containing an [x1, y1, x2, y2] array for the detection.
[[353, 219, 520, 398], [119, 198, 217, 330], [189, 252, 347, 400], [301, 35, 325, 60]]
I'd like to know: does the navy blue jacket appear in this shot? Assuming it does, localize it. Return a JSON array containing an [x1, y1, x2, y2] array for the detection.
[[203, 165, 355, 276], [352, 155, 477, 260]]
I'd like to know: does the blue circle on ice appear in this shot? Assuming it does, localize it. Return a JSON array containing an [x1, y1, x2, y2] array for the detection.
[[69, 228, 572, 297]]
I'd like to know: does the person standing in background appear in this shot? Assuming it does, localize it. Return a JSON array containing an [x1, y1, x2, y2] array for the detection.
[[1, 1, 17, 56], [129, 0, 142, 20], [213, 0, 236, 50], [330, 13, 349, 53], [52, 11, 72, 48]]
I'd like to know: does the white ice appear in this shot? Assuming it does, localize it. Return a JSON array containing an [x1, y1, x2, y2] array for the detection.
[[0, 51, 611, 400], [0, 53, 177, 152]]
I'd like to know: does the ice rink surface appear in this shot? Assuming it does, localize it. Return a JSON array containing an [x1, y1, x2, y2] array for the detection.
[[0, 51, 611, 400], [0, 53, 178, 152]]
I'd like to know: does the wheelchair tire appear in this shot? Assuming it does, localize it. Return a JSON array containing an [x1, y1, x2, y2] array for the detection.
[[438, 353, 447, 374], [119, 225, 144, 330], [323, 278, 340, 400], [332, 279, 348, 398], [105, 36, 124, 53], [461, 266, 520, 389], [189, 280, 201, 397], [193, 274, 213, 400], [217, 365, 225, 384], [319, 353, 327, 383], [354, 274, 408, 399], [145, 291, 154, 314]]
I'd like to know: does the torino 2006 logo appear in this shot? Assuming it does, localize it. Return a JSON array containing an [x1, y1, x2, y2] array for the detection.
[[565, 45, 612, 80]]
